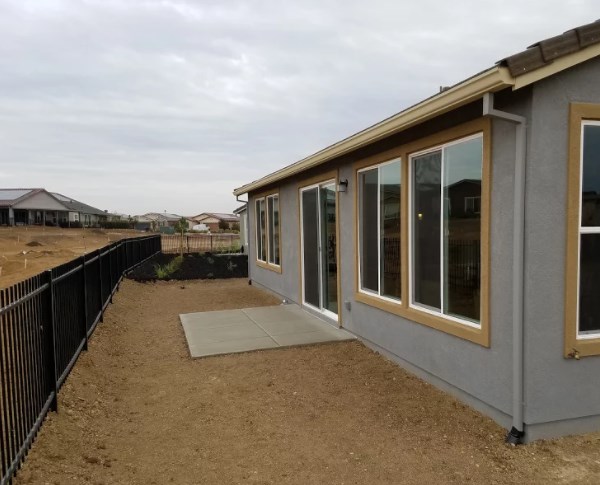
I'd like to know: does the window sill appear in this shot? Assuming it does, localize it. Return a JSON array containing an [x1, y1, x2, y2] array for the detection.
[[354, 292, 489, 347], [256, 260, 282, 274], [565, 337, 600, 358]]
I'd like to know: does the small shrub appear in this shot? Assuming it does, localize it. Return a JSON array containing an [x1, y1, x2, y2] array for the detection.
[[154, 255, 184, 279], [214, 242, 242, 254]]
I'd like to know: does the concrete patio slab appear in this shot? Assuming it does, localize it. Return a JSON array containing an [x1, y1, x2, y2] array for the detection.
[[180, 304, 355, 358]]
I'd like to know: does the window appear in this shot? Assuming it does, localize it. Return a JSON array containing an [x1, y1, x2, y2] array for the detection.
[[267, 194, 280, 265], [358, 159, 401, 301], [354, 119, 489, 346], [255, 198, 266, 262], [254, 192, 281, 271], [565, 104, 600, 357], [578, 122, 600, 337], [411, 134, 483, 326], [464, 196, 481, 214]]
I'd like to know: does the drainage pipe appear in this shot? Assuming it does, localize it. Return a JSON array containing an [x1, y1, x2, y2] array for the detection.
[[482, 92, 527, 444]]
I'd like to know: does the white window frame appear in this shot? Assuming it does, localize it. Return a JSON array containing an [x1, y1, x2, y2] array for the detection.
[[464, 196, 481, 214], [254, 198, 266, 263], [576, 120, 600, 339], [299, 179, 338, 321], [357, 158, 402, 304], [254, 193, 281, 269], [266, 193, 280, 266], [408, 133, 483, 329]]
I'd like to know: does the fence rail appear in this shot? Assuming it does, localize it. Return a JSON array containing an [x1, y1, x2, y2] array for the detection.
[[161, 233, 241, 254], [0, 235, 161, 485]]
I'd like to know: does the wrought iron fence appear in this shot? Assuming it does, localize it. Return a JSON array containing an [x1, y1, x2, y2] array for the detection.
[[0, 235, 161, 485], [161, 233, 241, 254]]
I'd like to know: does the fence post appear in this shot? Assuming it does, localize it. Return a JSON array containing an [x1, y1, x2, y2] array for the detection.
[[98, 250, 103, 323], [81, 255, 88, 351], [109, 246, 114, 303], [43, 270, 58, 412]]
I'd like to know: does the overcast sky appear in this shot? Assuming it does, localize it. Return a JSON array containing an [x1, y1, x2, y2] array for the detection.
[[0, 1, 597, 216]]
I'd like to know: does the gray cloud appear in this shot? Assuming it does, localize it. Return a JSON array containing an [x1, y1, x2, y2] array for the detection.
[[0, 0, 597, 215]]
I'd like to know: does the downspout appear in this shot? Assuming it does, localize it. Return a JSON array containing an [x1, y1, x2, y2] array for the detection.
[[482, 92, 527, 445]]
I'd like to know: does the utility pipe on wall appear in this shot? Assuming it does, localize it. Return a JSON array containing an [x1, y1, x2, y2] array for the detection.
[[482, 92, 527, 445]]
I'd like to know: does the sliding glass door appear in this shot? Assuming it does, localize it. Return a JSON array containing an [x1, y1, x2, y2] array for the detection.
[[301, 181, 338, 318]]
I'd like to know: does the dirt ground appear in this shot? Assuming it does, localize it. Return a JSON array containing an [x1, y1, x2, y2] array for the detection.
[[0, 227, 144, 288], [12, 279, 600, 485]]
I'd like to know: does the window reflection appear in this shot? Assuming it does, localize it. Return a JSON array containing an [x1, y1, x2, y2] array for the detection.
[[380, 162, 401, 299], [412, 135, 482, 324], [443, 137, 482, 322], [579, 123, 600, 334], [359, 160, 401, 300]]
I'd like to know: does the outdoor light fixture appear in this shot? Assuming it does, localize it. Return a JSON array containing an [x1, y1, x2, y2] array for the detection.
[[337, 179, 348, 193]]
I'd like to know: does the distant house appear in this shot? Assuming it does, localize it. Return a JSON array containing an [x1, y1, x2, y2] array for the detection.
[[51, 193, 108, 227], [133, 216, 153, 231], [190, 212, 239, 231], [135, 212, 193, 231], [106, 212, 130, 222], [233, 205, 248, 252], [0, 188, 107, 227]]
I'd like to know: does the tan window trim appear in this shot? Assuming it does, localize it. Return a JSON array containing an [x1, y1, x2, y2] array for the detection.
[[353, 117, 491, 347], [564, 103, 600, 358], [253, 189, 282, 274]]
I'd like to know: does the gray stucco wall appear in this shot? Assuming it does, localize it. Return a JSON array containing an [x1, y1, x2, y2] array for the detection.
[[523, 58, 600, 436], [248, 178, 300, 304], [249, 110, 524, 428], [247, 56, 600, 440]]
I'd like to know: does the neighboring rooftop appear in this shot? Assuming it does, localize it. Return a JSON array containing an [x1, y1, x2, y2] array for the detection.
[[0, 188, 41, 206], [51, 192, 106, 216], [192, 212, 239, 222], [141, 212, 184, 221]]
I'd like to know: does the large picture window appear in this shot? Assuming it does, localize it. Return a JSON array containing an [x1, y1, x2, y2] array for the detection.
[[358, 159, 401, 300], [255, 192, 281, 270], [410, 134, 483, 326]]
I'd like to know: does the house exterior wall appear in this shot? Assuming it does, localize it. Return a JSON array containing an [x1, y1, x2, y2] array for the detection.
[[13, 191, 66, 211], [246, 57, 600, 441], [521, 58, 600, 440], [248, 108, 521, 428]]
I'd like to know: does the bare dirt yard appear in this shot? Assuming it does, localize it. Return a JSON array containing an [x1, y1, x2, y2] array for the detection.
[[13, 279, 600, 485], [0, 227, 144, 288]]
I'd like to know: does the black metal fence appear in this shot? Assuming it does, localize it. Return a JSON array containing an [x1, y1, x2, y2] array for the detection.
[[0, 235, 160, 485], [161, 233, 241, 254]]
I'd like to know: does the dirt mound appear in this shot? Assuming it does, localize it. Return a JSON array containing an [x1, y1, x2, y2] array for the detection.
[[127, 252, 248, 281], [25, 241, 42, 247]]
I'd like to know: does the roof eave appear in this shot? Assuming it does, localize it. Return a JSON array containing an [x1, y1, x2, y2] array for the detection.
[[233, 66, 514, 196], [511, 42, 600, 90]]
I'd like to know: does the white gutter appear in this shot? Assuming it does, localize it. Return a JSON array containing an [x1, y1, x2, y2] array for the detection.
[[482, 92, 527, 445], [234, 66, 514, 196]]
